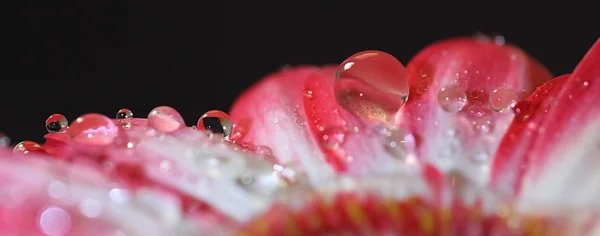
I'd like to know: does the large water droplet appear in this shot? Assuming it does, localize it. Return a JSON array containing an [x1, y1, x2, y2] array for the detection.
[[68, 114, 118, 145], [334, 50, 409, 122], [45, 114, 68, 133], [147, 106, 186, 133], [437, 85, 467, 113], [13, 141, 45, 155], [197, 110, 233, 139], [489, 87, 518, 112], [320, 127, 346, 150]]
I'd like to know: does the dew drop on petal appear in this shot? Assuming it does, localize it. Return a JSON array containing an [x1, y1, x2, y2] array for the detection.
[[68, 113, 118, 145], [13, 141, 45, 155], [489, 87, 518, 112], [437, 85, 467, 113], [334, 50, 409, 122], [197, 110, 233, 139], [116, 108, 134, 119], [45, 114, 69, 133], [147, 106, 186, 133]]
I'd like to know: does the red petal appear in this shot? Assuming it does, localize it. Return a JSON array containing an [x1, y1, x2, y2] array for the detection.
[[496, 39, 600, 207], [398, 38, 552, 184], [230, 67, 421, 181], [490, 74, 569, 195]]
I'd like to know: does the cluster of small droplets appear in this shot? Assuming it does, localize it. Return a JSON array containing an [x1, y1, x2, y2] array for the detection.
[[13, 106, 240, 155], [435, 85, 518, 115]]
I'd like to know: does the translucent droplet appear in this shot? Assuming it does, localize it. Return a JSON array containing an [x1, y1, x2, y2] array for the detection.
[[437, 85, 467, 113], [116, 108, 134, 119], [197, 110, 233, 139], [68, 113, 118, 145], [334, 50, 409, 122], [380, 128, 416, 159], [45, 114, 68, 133], [489, 87, 518, 112], [13, 141, 45, 155], [320, 127, 346, 150], [147, 106, 186, 133]]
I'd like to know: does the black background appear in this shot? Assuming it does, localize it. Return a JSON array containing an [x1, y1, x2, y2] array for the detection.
[[1, 2, 598, 144]]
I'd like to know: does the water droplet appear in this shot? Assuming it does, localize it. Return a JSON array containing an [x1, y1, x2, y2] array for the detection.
[[380, 128, 416, 159], [334, 50, 409, 122], [437, 85, 467, 113], [489, 87, 518, 112], [197, 110, 232, 139], [320, 127, 346, 150], [116, 108, 134, 119], [13, 141, 45, 155], [45, 114, 68, 133], [147, 106, 186, 133], [512, 101, 531, 122], [68, 114, 118, 145]]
